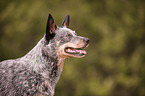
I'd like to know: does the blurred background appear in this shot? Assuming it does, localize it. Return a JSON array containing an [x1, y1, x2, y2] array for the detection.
[[0, 0, 145, 96]]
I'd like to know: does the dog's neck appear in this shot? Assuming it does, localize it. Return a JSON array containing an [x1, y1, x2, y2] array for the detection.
[[20, 37, 65, 88]]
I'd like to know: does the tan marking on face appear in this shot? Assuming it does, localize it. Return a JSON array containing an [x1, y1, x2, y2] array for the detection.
[[56, 41, 61, 46], [56, 43, 73, 69]]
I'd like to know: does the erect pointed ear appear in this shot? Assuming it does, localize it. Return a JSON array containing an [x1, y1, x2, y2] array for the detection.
[[46, 14, 57, 41], [61, 15, 70, 28]]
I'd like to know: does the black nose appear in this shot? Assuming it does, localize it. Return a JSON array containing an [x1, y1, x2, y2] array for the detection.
[[83, 38, 90, 44]]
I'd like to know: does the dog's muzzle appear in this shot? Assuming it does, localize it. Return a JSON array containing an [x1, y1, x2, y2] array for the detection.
[[82, 38, 90, 48], [64, 37, 90, 58]]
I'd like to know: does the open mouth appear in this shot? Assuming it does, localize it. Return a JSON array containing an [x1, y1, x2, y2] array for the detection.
[[65, 47, 87, 57]]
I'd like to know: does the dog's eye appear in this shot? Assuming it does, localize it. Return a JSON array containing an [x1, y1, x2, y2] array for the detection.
[[66, 34, 71, 37]]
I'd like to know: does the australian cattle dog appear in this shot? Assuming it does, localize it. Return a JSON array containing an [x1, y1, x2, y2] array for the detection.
[[0, 14, 89, 96]]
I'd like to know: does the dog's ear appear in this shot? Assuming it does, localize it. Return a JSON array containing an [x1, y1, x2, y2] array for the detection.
[[61, 15, 70, 28], [46, 14, 57, 41]]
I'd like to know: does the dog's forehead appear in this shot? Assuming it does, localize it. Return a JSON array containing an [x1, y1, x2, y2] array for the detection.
[[58, 27, 76, 35]]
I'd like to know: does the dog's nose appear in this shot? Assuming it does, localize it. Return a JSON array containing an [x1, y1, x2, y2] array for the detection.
[[83, 38, 90, 44]]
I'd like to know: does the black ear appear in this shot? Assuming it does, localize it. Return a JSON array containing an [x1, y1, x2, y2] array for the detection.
[[61, 15, 70, 28], [46, 14, 57, 41]]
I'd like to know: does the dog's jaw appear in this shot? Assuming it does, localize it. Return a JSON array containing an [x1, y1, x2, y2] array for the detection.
[[57, 42, 88, 58]]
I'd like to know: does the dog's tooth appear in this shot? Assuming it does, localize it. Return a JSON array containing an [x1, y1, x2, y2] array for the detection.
[[67, 48, 75, 53], [67, 48, 71, 52]]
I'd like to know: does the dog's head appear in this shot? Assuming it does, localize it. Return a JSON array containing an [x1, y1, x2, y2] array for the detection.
[[43, 14, 89, 58]]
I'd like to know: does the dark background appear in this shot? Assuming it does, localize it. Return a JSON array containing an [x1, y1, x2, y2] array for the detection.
[[0, 0, 145, 96]]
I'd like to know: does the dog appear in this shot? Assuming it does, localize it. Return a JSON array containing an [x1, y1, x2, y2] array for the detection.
[[0, 14, 89, 96]]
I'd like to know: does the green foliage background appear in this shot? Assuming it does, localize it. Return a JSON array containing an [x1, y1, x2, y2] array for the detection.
[[0, 0, 145, 96]]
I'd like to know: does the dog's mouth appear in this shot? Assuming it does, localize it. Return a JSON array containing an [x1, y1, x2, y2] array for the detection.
[[64, 47, 87, 57]]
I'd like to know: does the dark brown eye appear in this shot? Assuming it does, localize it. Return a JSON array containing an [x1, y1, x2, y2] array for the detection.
[[66, 34, 71, 37]]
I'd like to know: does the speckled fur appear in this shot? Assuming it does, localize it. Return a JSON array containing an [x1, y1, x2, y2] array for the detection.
[[0, 14, 89, 96]]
